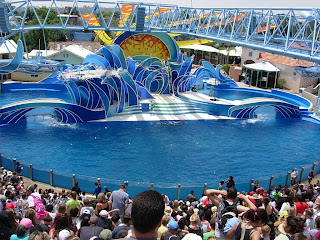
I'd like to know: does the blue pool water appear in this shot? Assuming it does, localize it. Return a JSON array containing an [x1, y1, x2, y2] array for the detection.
[[0, 89, 320, 197]]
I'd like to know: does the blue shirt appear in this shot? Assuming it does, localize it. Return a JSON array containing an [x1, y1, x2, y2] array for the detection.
[[94, 184, 101, 197], [110, 189, 129, 215]]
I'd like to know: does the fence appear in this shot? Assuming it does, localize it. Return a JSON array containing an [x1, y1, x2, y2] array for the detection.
[[0, 152, 319, 200]]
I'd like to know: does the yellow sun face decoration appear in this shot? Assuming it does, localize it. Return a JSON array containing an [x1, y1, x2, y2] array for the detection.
[[120, 34, 170, 60]]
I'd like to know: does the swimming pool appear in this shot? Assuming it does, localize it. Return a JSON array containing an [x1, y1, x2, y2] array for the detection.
[[0, 88, 320, 198]]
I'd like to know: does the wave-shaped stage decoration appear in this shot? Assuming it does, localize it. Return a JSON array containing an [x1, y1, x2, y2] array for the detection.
[[0, 32, 313, 124]]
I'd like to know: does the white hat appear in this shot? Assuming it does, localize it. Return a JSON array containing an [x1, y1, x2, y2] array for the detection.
[[59, 229, 71, 240]]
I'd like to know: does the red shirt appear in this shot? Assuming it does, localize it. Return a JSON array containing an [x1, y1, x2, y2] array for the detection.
[[295, 201, 308, 215]]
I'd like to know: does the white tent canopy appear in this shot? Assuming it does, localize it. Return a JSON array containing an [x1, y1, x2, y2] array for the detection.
[[243, 61, 280, 72], [243, 61, 280, 88], [219, 46, 242, 57], [180, 44, 220, 53]]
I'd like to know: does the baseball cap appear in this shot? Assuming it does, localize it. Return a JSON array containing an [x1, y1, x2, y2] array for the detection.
[[99, 229, 112, 240], [168, 220, 178, 230], [99, 210, 109, 218], [20, 218, 34, 229]]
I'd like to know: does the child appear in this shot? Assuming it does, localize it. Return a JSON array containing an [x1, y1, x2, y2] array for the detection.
[[305, 208, 314, 230], [260, 225, 271, 240]]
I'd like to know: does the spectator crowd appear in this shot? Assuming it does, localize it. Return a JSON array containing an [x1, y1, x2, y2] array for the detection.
[[0, 167, 320, 240]]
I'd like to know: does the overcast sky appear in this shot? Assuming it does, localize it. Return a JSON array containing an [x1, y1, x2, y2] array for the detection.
[[10, 0, 320, 9], [144, 0, 319, 8]]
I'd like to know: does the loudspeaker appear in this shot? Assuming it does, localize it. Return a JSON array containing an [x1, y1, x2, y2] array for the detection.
[[135, 7, 146, 31], [0, 6, 10, 33]]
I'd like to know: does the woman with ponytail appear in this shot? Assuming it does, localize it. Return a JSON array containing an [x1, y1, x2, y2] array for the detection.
[[225, 209, 269, 240]]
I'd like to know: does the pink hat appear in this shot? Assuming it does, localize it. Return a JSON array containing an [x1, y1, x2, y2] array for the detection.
[[99, 210, 109, 218], [20, 218, 34, 229]]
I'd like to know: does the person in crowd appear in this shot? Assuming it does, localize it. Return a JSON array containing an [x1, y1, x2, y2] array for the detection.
[[15, 162, 22, 176], [186, 191, 197, 203], [252, 180, 259, 192], [225, 176, 235, 189], [206, 187, 256, 239], [158, 215, 170, 238], [187, 213, 203, 237], [10, 224, 30, 240], [295, 195, 308, 216], [95, 193, 110, 215], [219, 181, 224, 190], [103, 186, 111, 195], [93, 179, 101, 198], [80, 199, 95, 216], [66, 191, 81, 213], [275, 216, 305, 240], [71, 182, 81, 196], [308, 170, 315, 184], [112, 214, 132, 239], [122, 190, 164, 240], [97, 210, 115, 230], [49, 213, 74, 239], [203, 218, 215, 240], [79, 215, 103, 240], [110, 185, 129, 220], [161, 220, 181, 240], [0, 210, 13, 240], [28, 230, 50, 240], [225, 209, 269, 240]]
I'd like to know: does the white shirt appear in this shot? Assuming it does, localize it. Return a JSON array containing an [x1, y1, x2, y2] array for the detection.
[[27, 192, 41, 208]]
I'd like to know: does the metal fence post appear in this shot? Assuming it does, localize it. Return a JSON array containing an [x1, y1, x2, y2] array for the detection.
[[250, 179, 254, 191], [151, 183, 154, 190], [204, 183, 207, 194], [50, 170, 53, 186], [177, 184, 181, 200], [29, 164, 33, 180], [299, 167, 305, 183], [72, 174, 75, 187], [269, 176, 274, 190], [285, 172, 290, 186]]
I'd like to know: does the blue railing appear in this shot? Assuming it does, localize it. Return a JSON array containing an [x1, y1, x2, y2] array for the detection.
[[0, 153, 318, 199]]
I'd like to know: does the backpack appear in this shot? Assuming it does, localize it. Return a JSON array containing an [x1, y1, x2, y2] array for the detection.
[[217, 199, 239, 232], [31, 194, 45, 221]]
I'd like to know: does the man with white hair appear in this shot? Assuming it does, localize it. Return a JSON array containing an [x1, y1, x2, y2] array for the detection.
[[80, 215, 103, 240]]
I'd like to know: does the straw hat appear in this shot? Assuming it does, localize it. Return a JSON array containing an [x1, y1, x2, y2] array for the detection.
[[164, 206, 173, 216]]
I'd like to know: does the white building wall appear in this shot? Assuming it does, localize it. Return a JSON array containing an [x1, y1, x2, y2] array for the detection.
[[241, 48, 260, 65]]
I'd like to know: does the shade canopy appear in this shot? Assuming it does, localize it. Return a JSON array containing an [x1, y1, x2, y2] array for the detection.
[[180, 44, 220, 53], [219, 46, 242, 57], [244, 61, 280, 72]]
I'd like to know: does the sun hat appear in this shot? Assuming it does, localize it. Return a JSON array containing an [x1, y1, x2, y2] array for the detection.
[[182, 233, 203, 240], [164, 206, 173, 216], [168, 220, 178, 230], [58, 229, 71, 240], [7, 171, 13, 176], [251, 194, 262, 200], [278, 222, 286, 234], [20, 218, 34, 229], [99, 229, 112, 240], [99, 210, 109, 218]]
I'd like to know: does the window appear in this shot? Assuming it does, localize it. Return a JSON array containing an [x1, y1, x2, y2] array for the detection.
[[2, 54, 9, 59], [31, 75, 39, 77], [248, 52, 253, 57]]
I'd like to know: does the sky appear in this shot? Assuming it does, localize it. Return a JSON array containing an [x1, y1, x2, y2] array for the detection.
[[9, 0, 320, 9], [133, 0, 319, 8]]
